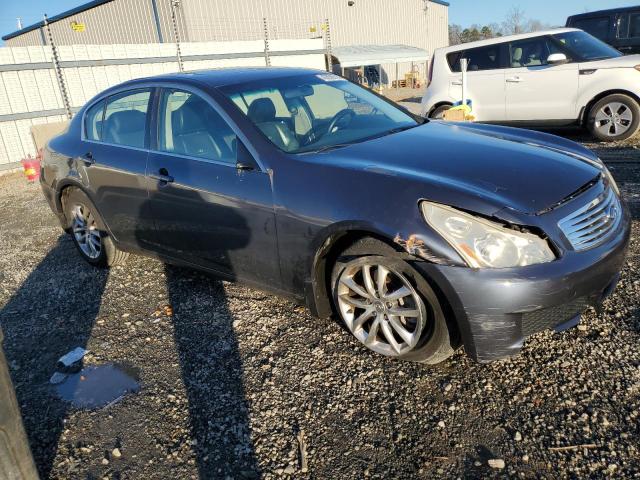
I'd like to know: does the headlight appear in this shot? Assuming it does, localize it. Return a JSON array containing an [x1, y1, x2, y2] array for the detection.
[[602, 166, 620, 196], [421, 202, 556, 268]]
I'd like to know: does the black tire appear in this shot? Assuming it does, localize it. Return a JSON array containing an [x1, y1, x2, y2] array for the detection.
[[62, 187, 129, 267], [330, 237, 458, 364], [429, 104, 452, 120], [587, 94, 640, 142]]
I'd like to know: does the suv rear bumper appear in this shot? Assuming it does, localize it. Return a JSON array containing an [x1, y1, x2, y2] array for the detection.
[[415, 208, 631, 363]]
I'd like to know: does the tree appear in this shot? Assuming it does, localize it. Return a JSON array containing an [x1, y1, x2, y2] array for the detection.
[[480, 25, 494, 39], [526, 19, 550, 32], [448, 24, 464, 45], [503, 5, 526, 35], [448, 7, 551, 45]]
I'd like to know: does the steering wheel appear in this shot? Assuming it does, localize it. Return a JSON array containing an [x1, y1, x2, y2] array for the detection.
[[326, 109, 355, 135]]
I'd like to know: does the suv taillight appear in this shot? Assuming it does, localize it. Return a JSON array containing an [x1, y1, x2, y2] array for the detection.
[[427, 55, 434, 87]]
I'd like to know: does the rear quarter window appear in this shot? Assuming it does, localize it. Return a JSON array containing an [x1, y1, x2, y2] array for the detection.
[[84, 100, 105, 141]]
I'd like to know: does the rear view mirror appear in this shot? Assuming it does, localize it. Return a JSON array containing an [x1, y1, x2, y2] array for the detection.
[[547, 53, 568, 65], [283, 85, 314, 99]]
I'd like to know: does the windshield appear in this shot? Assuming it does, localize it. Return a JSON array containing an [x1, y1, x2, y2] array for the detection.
[[222, 73, 419, 154], [552, 30, 622, 61]]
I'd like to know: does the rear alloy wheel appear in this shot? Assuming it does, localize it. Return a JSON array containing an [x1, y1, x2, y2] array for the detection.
[[71, 204, 102, 260], [588, 94, 640, 142], [62, 187, 129, 267], [336, 262, 425, 357]]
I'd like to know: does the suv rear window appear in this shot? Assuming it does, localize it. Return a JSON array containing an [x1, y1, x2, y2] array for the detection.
[[572, 16, 610, 41], [446, 45, 502, 72]]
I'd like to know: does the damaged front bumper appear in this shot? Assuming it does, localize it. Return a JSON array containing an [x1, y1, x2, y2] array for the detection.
[[413, 209, 631, 363]]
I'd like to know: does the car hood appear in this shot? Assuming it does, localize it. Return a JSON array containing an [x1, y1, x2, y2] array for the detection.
[[582, 54, 640, 69], [319, 121, 603, 216]]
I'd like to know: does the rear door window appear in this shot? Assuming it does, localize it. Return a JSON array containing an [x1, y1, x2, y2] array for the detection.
[[572, 16, 611, 41], [102, 90, 151, 148], [447, 45, 503, 72]]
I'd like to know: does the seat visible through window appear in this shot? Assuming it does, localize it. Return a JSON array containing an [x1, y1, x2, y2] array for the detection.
[[159, 90, 237, 164], [246, 97, 299, 151], [101, 90, 151, 148], [103, 110, 146, 148]]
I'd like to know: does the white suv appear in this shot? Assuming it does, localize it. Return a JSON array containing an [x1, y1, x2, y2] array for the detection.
[[421, 28, 640, 142]]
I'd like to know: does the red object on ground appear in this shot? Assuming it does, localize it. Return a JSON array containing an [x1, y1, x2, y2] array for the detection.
[[20, 153, 41, 182]]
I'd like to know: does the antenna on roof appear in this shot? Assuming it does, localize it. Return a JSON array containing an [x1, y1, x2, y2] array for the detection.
[[17, 17, 23, 29]]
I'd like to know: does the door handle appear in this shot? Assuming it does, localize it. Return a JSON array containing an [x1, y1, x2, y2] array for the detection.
[[82, 152, 95, 165], [506, 77, 523, 83], [451, 80, 463, 86], [149, 169, 174, 184]]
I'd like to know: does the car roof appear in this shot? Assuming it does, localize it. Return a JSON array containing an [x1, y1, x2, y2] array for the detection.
[[111, 67, 325, 91], [436, 28, 581, 53]]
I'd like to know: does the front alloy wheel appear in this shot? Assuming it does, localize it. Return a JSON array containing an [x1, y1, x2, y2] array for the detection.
[[594, 102, 633, 138], [336, 262, 426, 357]]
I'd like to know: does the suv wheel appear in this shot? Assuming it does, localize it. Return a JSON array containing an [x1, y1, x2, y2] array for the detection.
[[62, 187, 129, 267], [331, 238, 458, 364], [587, 94, 640, 142]]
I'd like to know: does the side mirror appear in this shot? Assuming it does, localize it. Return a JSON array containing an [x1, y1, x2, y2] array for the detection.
[[547, 53, 568, 65], [236, 141, 257, 171]]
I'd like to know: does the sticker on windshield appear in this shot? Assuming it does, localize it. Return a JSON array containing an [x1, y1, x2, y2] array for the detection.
[[316, 73, 343, 82]]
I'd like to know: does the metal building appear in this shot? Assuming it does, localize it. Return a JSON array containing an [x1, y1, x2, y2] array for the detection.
[[3, 0, 449, 61]]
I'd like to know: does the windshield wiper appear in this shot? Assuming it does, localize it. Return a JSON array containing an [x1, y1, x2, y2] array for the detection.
[[303, 142, 358, 154], [360, 124, 420, 142], [301, 124, 421, 155]]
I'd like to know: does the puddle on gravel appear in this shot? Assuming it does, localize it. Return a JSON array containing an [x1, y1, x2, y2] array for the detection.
[[55, 363, 140, 409]]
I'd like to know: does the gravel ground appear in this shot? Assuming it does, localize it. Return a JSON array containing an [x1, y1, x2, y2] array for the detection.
[[0, 137, 639, 480]]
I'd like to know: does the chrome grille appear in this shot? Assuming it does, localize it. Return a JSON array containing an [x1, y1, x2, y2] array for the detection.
[[558, 186, 622, 251]]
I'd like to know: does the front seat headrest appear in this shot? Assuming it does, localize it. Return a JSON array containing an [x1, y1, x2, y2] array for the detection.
[[172, 100, 208, 134], [247, 98, 277, 123], [512, 47, 523, 66]]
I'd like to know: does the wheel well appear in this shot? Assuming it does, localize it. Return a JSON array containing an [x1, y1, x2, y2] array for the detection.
[[427, 102, 453, 118], [581, 89, 640, 125], [308, 229, 462, 347], [57, 184, 77, 231], [308, 230, 403, 318], [57, 183, 110, 233]]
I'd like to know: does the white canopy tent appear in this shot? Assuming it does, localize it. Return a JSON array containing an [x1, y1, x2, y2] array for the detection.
[[331, 44, 429, 90], [332, 44, 429, 68]]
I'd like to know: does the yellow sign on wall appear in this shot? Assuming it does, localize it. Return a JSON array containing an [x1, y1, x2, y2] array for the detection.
[[70, 21, 85, 32]]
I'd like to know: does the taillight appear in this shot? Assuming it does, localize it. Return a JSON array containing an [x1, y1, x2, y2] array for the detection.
[[427, 55, 434, 87]]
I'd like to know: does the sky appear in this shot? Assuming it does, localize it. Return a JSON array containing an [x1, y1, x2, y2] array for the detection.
[[449, 0, 638, 28], [0, 0, 638, 40]]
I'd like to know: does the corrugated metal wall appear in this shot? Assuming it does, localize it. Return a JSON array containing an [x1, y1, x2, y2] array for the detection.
[[5, 0, 449, 54], [4, 29, 44, 47]]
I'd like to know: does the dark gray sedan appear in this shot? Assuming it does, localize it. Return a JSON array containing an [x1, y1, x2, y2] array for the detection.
[[40, 67, 630, 363]]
